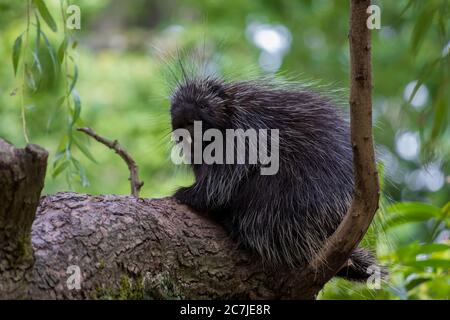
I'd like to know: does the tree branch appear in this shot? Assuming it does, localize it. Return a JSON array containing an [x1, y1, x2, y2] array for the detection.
[[299, 0, 380, 290], [77, 127, 144, 197], [1, 192, 318, 299], [0, 139, 317, 299]]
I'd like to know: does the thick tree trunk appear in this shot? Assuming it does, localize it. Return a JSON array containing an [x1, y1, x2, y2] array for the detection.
[[1, 191, 318, 299], [0, 139, 320, 299], [0, 139, 323, 299]]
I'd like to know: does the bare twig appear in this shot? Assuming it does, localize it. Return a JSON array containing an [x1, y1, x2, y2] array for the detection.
[[299, 0, 380, 291], [77, 127, 144, 197]]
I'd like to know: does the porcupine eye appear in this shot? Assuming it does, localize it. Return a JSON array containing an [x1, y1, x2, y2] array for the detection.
[[198, 101, 208, 109]]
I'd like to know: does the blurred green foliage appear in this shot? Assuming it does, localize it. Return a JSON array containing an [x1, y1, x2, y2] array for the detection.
[[0, 0, 448, 299]]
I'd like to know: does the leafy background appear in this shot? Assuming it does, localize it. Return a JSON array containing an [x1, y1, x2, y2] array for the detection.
[[0, 0, 448, 299]]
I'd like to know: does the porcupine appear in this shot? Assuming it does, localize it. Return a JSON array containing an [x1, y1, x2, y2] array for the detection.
[[170, 75, 380, 281]]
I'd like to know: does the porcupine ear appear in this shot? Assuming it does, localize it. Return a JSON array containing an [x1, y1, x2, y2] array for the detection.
[[209, 82, 229, 101]]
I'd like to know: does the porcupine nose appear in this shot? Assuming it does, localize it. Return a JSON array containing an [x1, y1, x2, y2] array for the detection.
[[171, 102, 197, 130]]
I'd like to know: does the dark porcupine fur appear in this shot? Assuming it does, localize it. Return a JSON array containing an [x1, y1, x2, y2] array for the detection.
[[170, 75, 381, 281]]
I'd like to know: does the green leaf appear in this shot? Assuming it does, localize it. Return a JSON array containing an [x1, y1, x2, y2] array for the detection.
[[71, 157, 89, 187], [32, 51, 43, 74], [396, 243, 450, 259], [40, 30, 57, 75], [71, 89, 81, 125], [56, 135, 68, 154], [412, 259, 450, 269], [417, 243, 450, 254], [35, 12, 41, 51], [73, 136, 97, 163], [53, 135, 68, 167], [383, 202, 442, 230], [25, 64, 37, 91], [46, 96, 67, 131], [395, 242, 450, 257], [65, 135, 72, 160], [33, 0, 58, 32], [406, 59, 439, 106], [68, 61, 78, 94], [12, 34, 23, 76], [400, 0, 415, 16], [430, 75, 449, 140], [53, 150, 65, 166], [52, 160, 69, 178], [406, 80, 423, 106], [57, 37, 68, 64], [442, 202, 450, 215], [411, 6, 436, 53], [405, 277, 432, 291]]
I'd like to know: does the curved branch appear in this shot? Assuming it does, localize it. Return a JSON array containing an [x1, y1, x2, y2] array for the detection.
[[77, 127, 144, 197], [300, 0, 380, 289]]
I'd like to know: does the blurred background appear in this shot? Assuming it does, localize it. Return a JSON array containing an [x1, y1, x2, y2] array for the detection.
[[0, 0, 448, 299]]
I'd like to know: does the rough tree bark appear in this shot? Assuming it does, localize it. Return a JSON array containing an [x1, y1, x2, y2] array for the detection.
[[0, 140, 311, 299], [0, 0, 378, 300], [0, 175, 313, 298], [0, 140, 47, 265]]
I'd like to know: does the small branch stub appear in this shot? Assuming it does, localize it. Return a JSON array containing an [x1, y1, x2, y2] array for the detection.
[[77, 127, 144, 197], [0, 139, 48, 267]]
